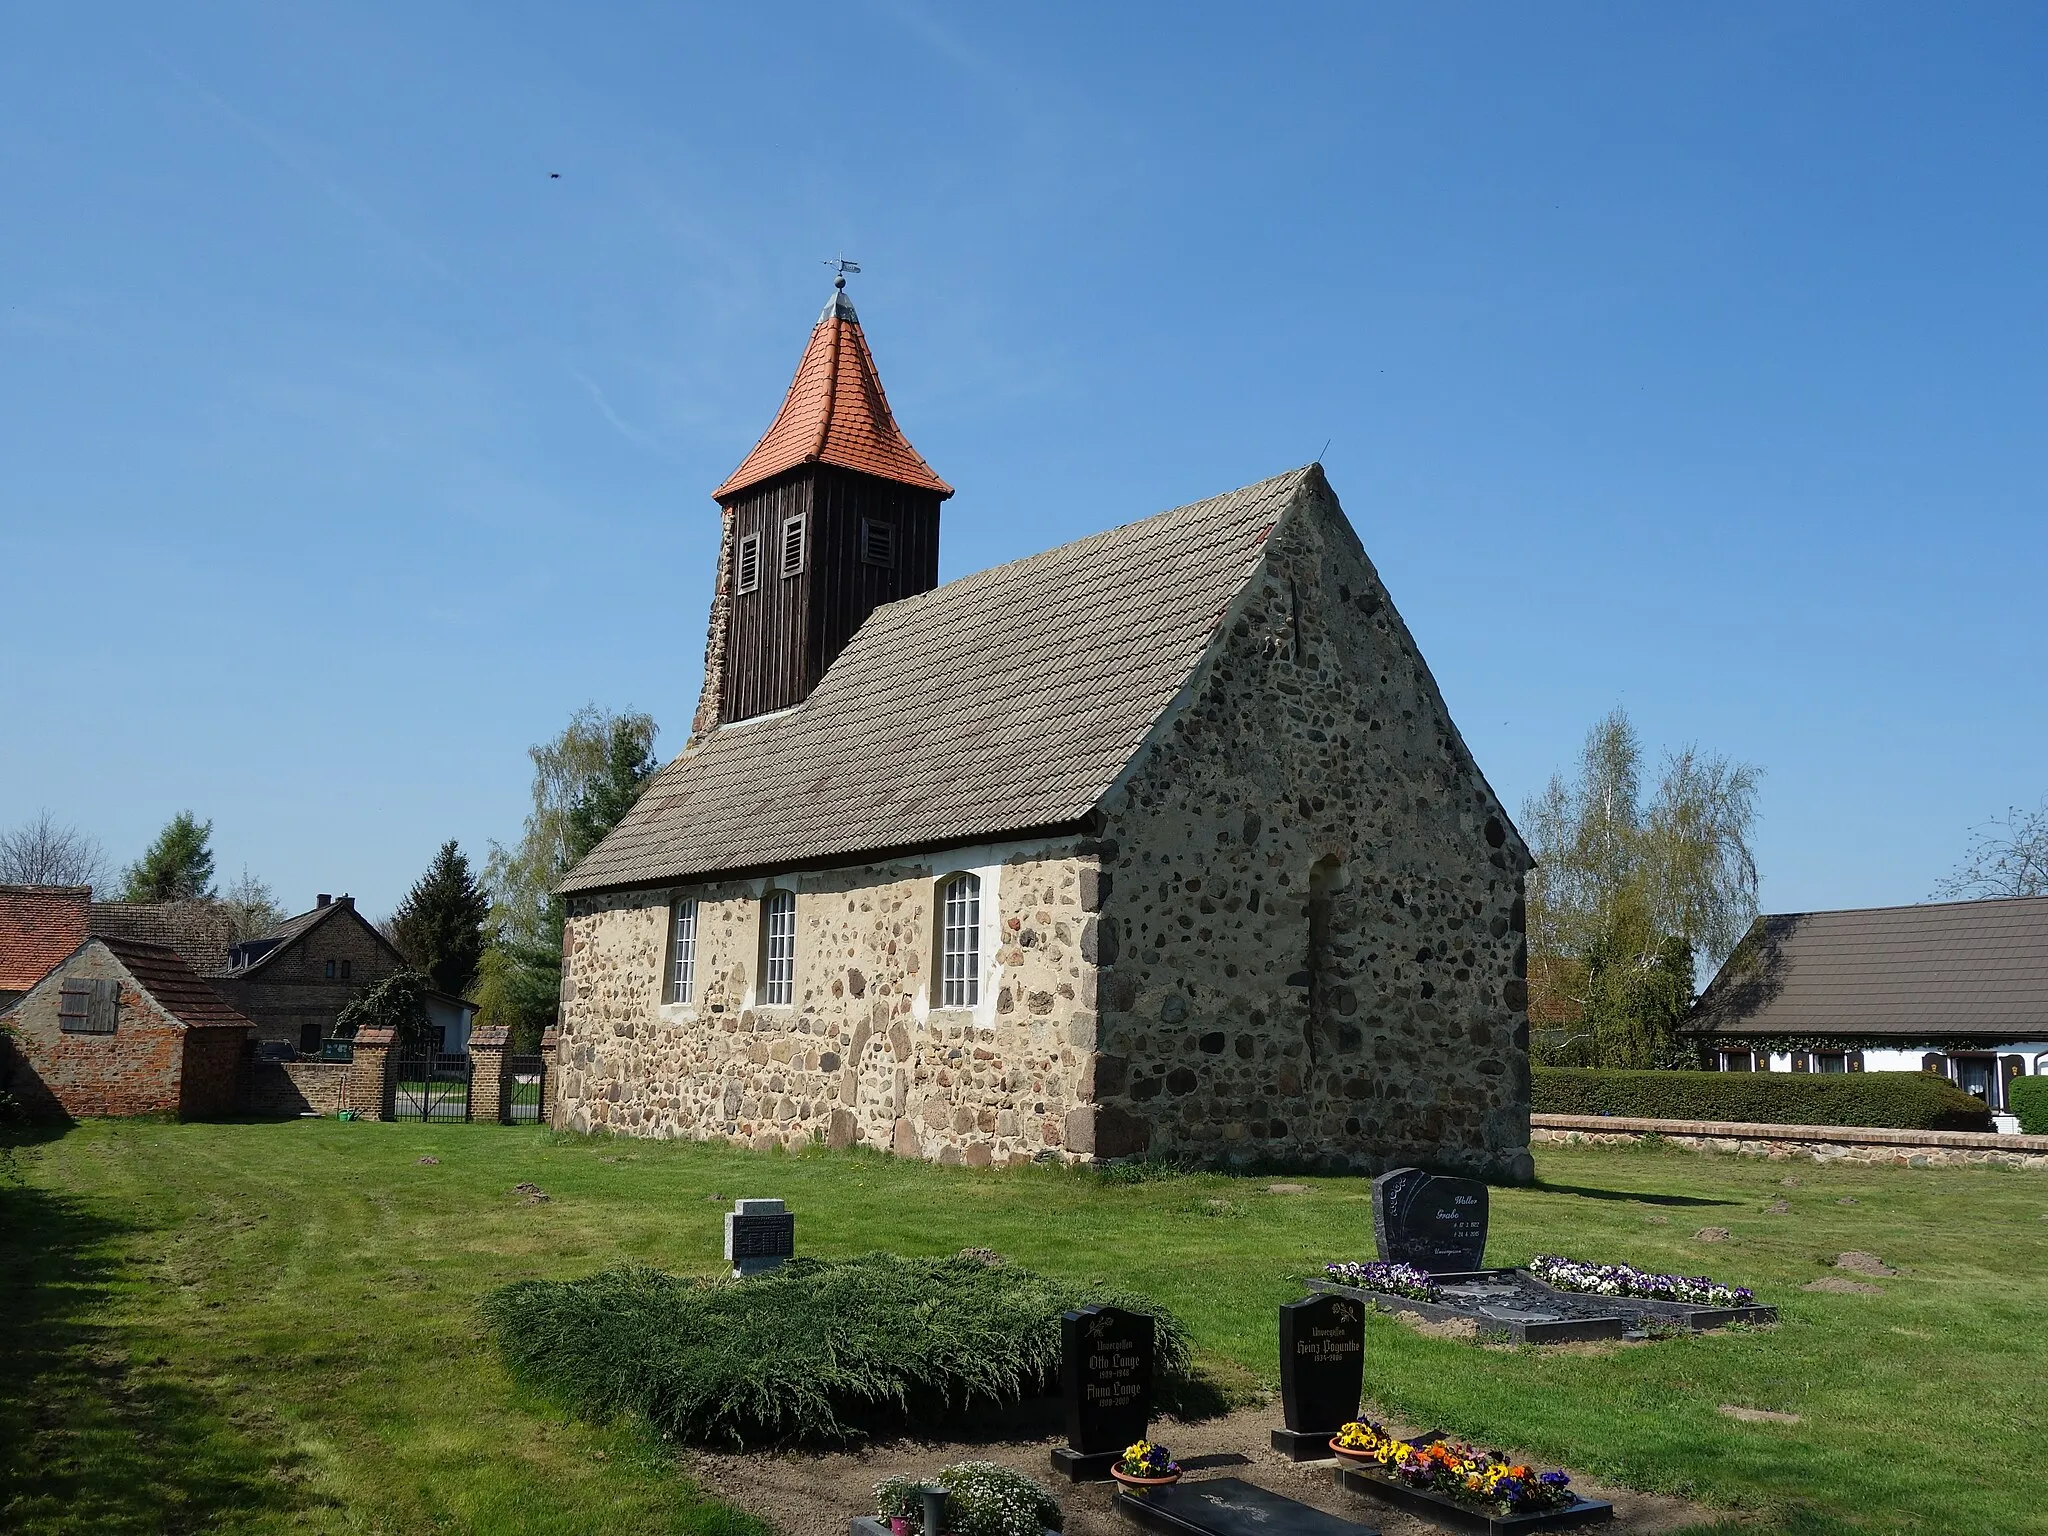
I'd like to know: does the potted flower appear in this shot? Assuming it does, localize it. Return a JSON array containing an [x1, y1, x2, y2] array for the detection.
[[1110, 1440, 1181, 1489], [1329, 1419, 1396, 1464]]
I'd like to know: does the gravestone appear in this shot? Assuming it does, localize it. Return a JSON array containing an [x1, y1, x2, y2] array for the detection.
[[1370, 1167, 1488, 1273], [724, 1197, 795, 1278], [1270, 1293, 1366, 1460], [1113, 1477, 1381, 1536], [1050, 1304, 1154, 1481]]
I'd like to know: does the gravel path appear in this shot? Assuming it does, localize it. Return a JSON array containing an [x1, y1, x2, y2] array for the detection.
[[687, 1400, 1713, 1535]]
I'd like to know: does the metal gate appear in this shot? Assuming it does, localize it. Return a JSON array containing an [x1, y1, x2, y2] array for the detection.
[[505, 1053, 548, 1124], [392, 1045, 470, 1122]]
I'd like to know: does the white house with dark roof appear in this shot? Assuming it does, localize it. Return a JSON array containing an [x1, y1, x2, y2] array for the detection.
[[555, 280, 1535, 1177], [1686, 895, 2048, 1129]]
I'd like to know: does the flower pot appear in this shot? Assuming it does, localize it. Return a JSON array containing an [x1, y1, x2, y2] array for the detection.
[[887, 1522, 909, 1536], [1111, 1468, 1181, 1489], [1330, 1439, 1380, 1464]]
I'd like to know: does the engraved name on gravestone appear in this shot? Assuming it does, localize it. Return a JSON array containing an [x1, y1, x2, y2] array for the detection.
[[1271, 1293, 1366, 1460], [1370, 1167, 1489, 1273], [1051, 1304, 1154, 1481], [724, 1198, 795, 1278]]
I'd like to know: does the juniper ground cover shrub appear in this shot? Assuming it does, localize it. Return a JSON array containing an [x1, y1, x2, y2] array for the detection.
[[482, 1252, 1191, 1447], [1533, 1067, 1995, 1131]]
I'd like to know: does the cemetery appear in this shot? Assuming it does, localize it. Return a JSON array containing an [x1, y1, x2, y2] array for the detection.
[[4, 1115, 2044, 1535]]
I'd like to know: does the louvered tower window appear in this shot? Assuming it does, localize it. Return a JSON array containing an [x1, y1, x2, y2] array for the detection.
[[666, 897, 698, 1004], [779, 514, 807, 577], [735, 533, 762, 594], [939, 873, 981, 1008], [761, 889, 796, 1005], [859, 517, 895, 567]]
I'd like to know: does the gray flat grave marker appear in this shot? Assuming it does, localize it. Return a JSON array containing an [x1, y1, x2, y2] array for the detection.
[[724, 1198, 794, 1277], [1371, 1167, 1488, 1273]]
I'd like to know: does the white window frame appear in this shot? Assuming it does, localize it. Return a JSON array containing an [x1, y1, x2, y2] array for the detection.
[[779, 514, 807, 578], [665, 897, 698, 1005], [1716, 1048, 1756, 1072], [761, 888, 796, 1006], [938, 872, 981, 1008], [735, 532, 762, 594]]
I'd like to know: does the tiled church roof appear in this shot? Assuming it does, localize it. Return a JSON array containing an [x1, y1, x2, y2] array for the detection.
[[711, 287, 953, 502], [560, 466, 1315, 894]]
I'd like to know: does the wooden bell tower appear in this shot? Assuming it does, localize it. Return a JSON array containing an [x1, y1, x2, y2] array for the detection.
[[693, 274, 953, 734]]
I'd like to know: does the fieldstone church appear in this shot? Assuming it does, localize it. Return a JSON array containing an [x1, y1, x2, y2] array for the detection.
[[557, 279, 1534, 1180]]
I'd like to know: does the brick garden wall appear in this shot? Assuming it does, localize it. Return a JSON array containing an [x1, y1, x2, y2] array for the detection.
[[1091, 479, 1533, 1179], [243, 1058, 351, 1116], [559, 843, 1098, 1164]]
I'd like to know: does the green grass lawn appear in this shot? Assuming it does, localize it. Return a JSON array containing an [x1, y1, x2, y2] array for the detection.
[[4, 1119, 2045, 1535]]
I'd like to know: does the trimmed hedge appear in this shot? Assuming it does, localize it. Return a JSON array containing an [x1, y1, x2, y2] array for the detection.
[[483, 1252, 1191, 1447], [1533, 1067, 1996, 1132], [2009, 1077, 2048, 1136]]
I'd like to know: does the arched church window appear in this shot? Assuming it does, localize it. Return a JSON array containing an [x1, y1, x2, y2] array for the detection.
[[939, 873, 981, 1008], [761, 889, 796, 1005]]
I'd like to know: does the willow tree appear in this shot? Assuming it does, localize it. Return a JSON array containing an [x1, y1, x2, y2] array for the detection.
[[1524, 709, 1761, 1068], [477, 706, 659, 1048]]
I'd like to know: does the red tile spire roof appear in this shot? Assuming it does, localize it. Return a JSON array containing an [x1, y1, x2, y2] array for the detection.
[[712, 282, 952, 502]]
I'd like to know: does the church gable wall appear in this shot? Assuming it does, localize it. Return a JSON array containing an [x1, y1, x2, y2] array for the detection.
[[1092, 483, 1533, 1180], [557, 843, 1100, 1164]]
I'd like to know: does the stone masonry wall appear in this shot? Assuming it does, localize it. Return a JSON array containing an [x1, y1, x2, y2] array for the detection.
[[559, 843, 1099, 1164], [2, 944, 194, 1118], [1090, 477, 1533, 1179]]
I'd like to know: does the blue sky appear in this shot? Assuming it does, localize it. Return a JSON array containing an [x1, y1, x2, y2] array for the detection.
[[2, 2, 2043, 925]]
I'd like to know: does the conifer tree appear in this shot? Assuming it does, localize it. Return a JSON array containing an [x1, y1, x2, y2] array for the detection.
[[121, 812, 217, 902], [389, 840, 492, 998]]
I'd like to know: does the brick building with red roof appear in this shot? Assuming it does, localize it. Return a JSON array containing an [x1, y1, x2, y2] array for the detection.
[[2, 935, 253, 1119]]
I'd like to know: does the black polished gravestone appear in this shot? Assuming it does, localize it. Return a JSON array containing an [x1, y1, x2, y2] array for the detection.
[[1270, 1293, 1366, 1460], [1371, 1167, 1489, 1273], [1050, 1305, 1154, 1481], [723, 1198, 795, 1278], [1114, 1477, 1380, 1536]]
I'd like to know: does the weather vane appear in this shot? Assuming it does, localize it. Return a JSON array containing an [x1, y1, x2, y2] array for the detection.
[[822, 254, 861, 289]]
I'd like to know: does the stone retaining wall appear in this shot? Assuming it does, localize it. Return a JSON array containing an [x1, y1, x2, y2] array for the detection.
[[1532, 1112, 2048, 1171]]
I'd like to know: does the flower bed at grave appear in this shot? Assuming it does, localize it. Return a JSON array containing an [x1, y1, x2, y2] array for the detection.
[[1333, 1421, 1577, 1517], [876, 1462, 1063, 1536], [1321, 1261, 1441, 1302], [1528, 1254, 1753, 1307]]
